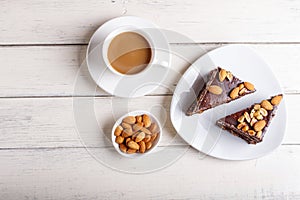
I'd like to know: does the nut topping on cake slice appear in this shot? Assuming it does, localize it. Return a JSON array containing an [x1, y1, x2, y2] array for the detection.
[[216, 94, 283, 144], [186, 67, 256, 115]]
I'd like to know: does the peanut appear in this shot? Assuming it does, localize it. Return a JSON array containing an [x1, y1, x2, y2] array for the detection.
[[226, 72, 233, 81], [238, 83, 244, 90]]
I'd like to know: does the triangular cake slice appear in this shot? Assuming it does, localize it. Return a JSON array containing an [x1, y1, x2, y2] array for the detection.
[[216, 94, 283, 144], [186, 67, 256, 115]]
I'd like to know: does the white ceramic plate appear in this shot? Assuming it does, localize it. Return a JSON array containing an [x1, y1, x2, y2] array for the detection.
[[170, 45, 287, 160], [86, 16, 171, 98]]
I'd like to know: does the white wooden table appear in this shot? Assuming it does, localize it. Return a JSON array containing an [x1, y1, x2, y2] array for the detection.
[[1, 1, 300, 199]]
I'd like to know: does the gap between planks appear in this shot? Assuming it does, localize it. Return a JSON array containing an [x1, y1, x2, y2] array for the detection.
[[0, 93, 298, 99], [0, 143, 298, 151], [2, 42, 300, 47]]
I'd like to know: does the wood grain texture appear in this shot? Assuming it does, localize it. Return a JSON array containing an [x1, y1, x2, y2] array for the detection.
[[1, 146, 300, 199], [0, 95, 297, 148], [1, 1, 300, 198], [0, 44, 300, 98], [1, 0, 300, 44]]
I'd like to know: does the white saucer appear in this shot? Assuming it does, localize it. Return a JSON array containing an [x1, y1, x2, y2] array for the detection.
[[86, 16, 171, 98], [170, 45, 287, 160]]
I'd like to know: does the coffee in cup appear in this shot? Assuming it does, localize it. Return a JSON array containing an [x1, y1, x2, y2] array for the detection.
[[103, 27, 154, 76]]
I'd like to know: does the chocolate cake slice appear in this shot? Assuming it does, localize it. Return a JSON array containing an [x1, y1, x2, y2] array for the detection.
[[186, 67, 256, 115], [216, 94, 283, 144]]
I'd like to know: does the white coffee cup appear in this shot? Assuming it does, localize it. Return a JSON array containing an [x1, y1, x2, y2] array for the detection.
[[102, 26, 156, 77]]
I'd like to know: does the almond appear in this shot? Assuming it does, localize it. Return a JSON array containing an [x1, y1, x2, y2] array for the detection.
[[121, 122, 131, 130], [150, 133, 158, 142], [115, 136, 124, 144], [135, 132, 145, 143], [143, 114, 151, 128], [244, 82, 255, 91], [230, 87, 239, 99], [139, 141, 146, 153], [136, 115, 142, 123], [140, 127, 152, 135], [219, 69, 227, 82], [254, 120, 266, 132], [261, 100, 273, 111], [127, 148, 137, 154], [133, 122, 143, 132], [145, 142, 152, 150], [121, 128, 133, 137], [119, 144, 127, 153], [114, 125, 123, 136], [143, 134, 151, 143], [149, 123, 158, 133], [123, 116, 136, 124], [271, 95, 283, 106], [125, 137, 131, 144], [208, 85, 223, 95], [127, 141, 139, 150]]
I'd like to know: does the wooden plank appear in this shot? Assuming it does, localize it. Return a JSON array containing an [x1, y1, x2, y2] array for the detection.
[[0, 146, 299, 199], [0, 44, 300, 98], [0, 95, 297, 148], [1, 0, 300, 44]]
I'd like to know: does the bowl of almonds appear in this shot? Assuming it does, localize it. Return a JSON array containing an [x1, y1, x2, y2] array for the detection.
[[112, 110, 162, 158]]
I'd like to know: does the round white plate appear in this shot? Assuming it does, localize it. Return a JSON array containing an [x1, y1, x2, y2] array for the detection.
[[86, 16, 171, 98], [170, 44, 287, 160]]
